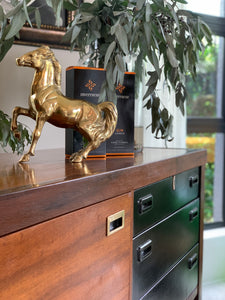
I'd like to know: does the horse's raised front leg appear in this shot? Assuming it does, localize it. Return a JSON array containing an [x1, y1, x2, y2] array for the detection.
[[11, 106, 35, 139], [19, 113, 46, 163]]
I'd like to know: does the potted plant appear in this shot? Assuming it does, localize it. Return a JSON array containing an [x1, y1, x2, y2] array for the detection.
[[0, 0, 212, 151]]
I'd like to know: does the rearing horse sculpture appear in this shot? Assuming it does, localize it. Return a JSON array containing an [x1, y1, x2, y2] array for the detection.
[[11, 46, 118, 163]]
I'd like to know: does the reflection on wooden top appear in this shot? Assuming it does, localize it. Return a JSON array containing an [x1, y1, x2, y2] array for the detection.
[[0, 147, 205, 195]]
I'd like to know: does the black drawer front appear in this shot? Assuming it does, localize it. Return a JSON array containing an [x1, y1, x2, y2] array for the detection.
[[134, 168, 199, 236], [142, 244, 199, 300], [132, 199, 199, 300]]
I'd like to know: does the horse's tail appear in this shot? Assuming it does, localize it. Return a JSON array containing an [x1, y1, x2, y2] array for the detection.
[[97, 101, 118, 141]]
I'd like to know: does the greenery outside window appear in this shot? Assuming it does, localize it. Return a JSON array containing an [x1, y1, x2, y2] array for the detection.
[[185, 0, 225, 228]]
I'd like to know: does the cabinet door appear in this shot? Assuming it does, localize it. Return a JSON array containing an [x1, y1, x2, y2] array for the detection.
[[133, 199, 199, 300], [0, 193, 132, 300]]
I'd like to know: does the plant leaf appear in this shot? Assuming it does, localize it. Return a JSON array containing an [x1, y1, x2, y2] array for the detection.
[[167, 2, 180, 32], [61, 28, 72, 43], [23, 0, 32, 27], [151, 96, 160, 133], [77, 13, 94, 24], [156, 18, 166, 42], [143, 81, 158, 100], [144, 22, 151, 48], [0, 5, 5, 24], [150, 49, 161, 77], [71, 25, 81, 43], [175, 0, 187, 3], [144, 99, 152, 110], [106, 62, 114, 91], [145, 3, 152, 23], [35, 8, 41, 29], [6, 2, 23, 18], [161, 108, 168, 120], [136, 0, 145, 11], [0, 38, 14, 62], [200, 20, 212, 43], [104, 41, 116, 69], [115, 24, 128, 54], [45, 0, 53, 8], [111, 18, 120, 35], [5, 10, 26, 40], [166, 46, 179, 68], [0, 110, 32, 154], [63, 0, 78, 11], [115, 53, 125, 73]]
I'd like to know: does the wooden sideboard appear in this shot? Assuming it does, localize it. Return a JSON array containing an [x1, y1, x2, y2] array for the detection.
[[0, 148, 206, 300]]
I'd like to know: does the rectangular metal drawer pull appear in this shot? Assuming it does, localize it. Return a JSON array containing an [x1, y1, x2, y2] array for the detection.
[[189, 207, 199, 222], [137, 239, 152, 262], [189, 175, 199, 187], [188, 253, 198, 269], [107, 210, 125, 236], [138, 194, 153, 214]]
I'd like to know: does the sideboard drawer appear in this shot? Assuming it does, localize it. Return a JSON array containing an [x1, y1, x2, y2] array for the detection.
[[0, 193, 132, 300], [142, 244, 199, 300], [133, 198, 199, 300], [134, 168, 199, 236]]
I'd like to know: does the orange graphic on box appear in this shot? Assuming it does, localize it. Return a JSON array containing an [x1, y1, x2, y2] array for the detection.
[[116, 83, 125, 94], [85, 80, 96, 91]]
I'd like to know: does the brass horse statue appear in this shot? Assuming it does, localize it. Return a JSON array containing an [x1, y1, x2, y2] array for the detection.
[[11, 46, 118, 163]]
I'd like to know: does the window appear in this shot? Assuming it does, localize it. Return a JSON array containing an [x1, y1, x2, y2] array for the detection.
[[185, 0, 225, 228]]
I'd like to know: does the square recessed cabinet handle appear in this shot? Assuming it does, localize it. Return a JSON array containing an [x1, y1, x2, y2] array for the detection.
[[107, 210, 125, 236], [137, 239, 152, 262], [189, 207, 199, 222], [138, 194, 153, 214], [189, 175, 199, 187], [188, 253, 198, 270]]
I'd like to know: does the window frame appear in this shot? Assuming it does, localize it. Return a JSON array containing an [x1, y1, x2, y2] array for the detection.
[[186, 13, 225, 229]]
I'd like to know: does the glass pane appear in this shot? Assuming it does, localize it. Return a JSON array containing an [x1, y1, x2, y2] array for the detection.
[[186, 37, 223, 118], [186, 133, 224, 224], [185, 0, 224, 17]]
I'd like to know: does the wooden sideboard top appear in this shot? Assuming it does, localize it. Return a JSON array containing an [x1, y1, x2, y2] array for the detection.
[[0, 147, 206, 237]]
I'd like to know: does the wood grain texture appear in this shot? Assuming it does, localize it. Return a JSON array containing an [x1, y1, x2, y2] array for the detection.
[[0, 148, 207, 237], [0, 193, 132, 300]]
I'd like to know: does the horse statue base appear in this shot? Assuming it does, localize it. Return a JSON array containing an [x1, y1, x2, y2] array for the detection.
[[10, 46, 118, 163]]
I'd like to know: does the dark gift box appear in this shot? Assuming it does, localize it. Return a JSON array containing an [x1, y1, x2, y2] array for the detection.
[[65, 66, 106, 159], [106, 72, 135, 156]]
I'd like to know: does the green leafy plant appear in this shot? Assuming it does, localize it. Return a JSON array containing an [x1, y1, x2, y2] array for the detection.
[[63, 0, 212, 141], [186, 42, 218, 116], [0, 110, 31, 154], [0, 0, 212, 145]]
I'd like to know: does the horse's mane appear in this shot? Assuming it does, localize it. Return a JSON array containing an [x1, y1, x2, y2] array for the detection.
[[39, 46, 62, 87]]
